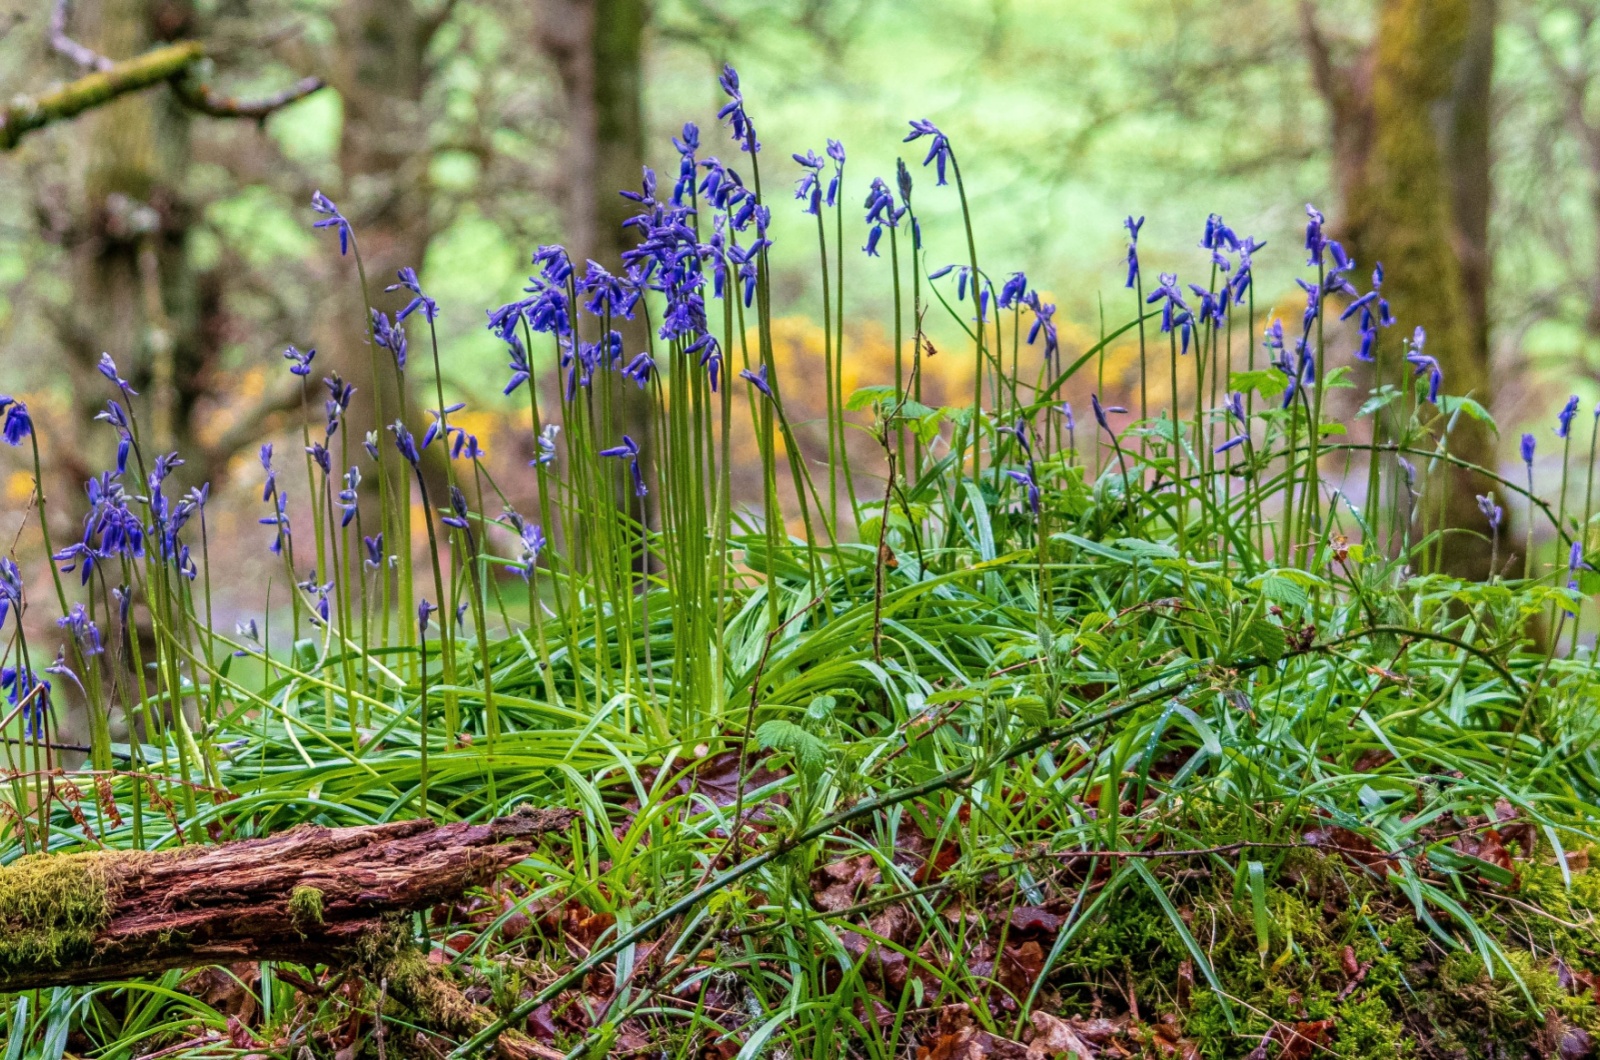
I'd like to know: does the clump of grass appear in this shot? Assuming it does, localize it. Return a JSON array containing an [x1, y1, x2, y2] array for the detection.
[[2, 61, 1599, 1060]]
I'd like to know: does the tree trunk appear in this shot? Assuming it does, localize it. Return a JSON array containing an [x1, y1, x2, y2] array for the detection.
[[1303, 0, 1499, 580], [0, 808, 575, 991], [538, 0, 657, 529]]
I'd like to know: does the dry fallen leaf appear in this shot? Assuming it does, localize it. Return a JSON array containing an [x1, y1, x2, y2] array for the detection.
[[1027, 1011, 1097, 1059]]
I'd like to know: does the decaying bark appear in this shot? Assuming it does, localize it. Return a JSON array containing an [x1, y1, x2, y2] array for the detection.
[[0, 807, 575, 992]]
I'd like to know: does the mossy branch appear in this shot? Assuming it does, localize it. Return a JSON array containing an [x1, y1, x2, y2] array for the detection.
[[0, 40, 323, 151]]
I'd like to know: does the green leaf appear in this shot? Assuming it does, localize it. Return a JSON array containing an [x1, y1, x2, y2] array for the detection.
[[1247, 860, 1270, 960], [1323, 365, 1356, 388], [1259, 571, 1309, 609], [845, 385, 897, 411], [1358, 385, 1401, 418], [1230, 368, 1289, 400], [755, 719, 830, 773], [1242, 619, 1286, 661], [1439, 394, 1499, 433]]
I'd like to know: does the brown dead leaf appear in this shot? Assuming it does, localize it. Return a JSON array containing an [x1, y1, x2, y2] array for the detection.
[[1027, 1012, 1096, 1059], [1010, 907, 1065, 937], [811, 854, 881, 912], [996, 941, 1046, 1003], [1304, 827, 1393, 877]]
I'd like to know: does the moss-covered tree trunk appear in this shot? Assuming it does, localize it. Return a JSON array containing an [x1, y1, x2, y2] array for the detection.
[[1305, 0, 1500, 580]]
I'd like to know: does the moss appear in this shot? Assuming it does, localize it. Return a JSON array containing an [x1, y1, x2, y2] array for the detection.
[[0, 850, 123, 971], [287, 885, 324, 934], [1046, 853, 1600, 1060]]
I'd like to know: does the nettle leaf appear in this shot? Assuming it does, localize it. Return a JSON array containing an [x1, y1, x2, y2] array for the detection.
[[755, 719, 830, 773], [1241, 619, 1287, 661], [1230, 368, 1289, 400], [1257, 570, 1310, 609], [1358, 385, 1402, 418], [807, 694, 837, 721], [1324, 365, 1356, 389], [1439, 395, 1498, 433], [845, 385, 897, 411]]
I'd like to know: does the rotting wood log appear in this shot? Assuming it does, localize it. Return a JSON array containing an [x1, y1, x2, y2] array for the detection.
[[0, 806, 576, 991]]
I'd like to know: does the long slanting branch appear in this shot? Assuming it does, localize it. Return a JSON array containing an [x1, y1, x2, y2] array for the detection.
[[1, 40, 323, 151], [0, 807, 576, 991]]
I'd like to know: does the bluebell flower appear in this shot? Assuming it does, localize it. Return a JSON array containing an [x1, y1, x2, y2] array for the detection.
[[1004, 467, 1040, 516], [1124, 215, 1145, 289], [391, 421, 422, 466], [1200, 213, 1240, 253], [260, 442, 277, 502], [421, 403, 466, 451], [904, 119, 952, 185], [260, 494, 291, 556], [1026, 296, 1059, 365], [1570, 540, 1590, 591], [533, 424, 560, 467], [793, 149, 825, 214], [1091, 394, 1126, 433], [1225, 391, 1247, 427], [1059, 402, 1075, 431], [672, 123, 700, 205], [364, 533, 384, 568], [311, 191, 352, 256], [387, 267, 439, 324], [1403, 327, 1442, 404], [418, 598, 437, 637], [600, 435, 648, 498], [339, 467, 360, 527], [622, 351, 655, 389], [0, 557, 20, 632], [0, 398, 32, 446], [455, 434, 484, 461], [306, 442, 331, 475], [502, 334, 531, 396], [283, 344, 315, 377], [1304, 203, 1326, 267], [97, 352, 137, 394], [577, 260, 638, 319], [364, 430, 380, 462], [998, 272, 1028, 310], [717, 64, 759, 153], [1477, 494, 1502, 533], [740, 363, 773, 398], [515, 521, 546, 580], [1522, 432, 1537, 467], [1145, 272, 1190, 333], [4, 666, 51, 740], [57, 603, 103, 656], [1557, 395, 1581, 439], [371, 309, 408, 370], [443, 485, 471, 530], [1229, 236, 1264, 304], [698, 157, 749, 212]]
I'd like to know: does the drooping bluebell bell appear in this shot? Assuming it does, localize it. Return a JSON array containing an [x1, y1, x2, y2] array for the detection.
[[1557, 396, 1581, 439], [533, 423, 560, 467], [311, 191, 352, 255], [671, 123, 700, 205], [1188, 283, 1224, 327], [618, 166, 659, 210], [306, 442, 331, 476], [1026, 295, 1059, 366], [58, 603, 103, 656], [421, 403, 466, 451], [0, 557, 20, 632], [515, 521, 546, 581], [418, 598, 437, 637], [1403, 327, 1442, 404], [1520, 432, 1537, 468], [600, 435, 648, 498], [622, 352, 655, 390], [364, 430, 380, 462], [1121, 215, 1146, 291], [998, 272, 1029, 311], [1215, 435, 1247, 455], [388, 267, 439, 324], [1091, 394, 1126, 434], [1145, 273, 1190, 334], [0, 397, 32, 446], [1004, 467, 1041, 516], [862, 177, 902, 256], [904, 119, 953, 185], [260, 493, 291, 556], [339, 467, 360, 527], [577, 260, 638, 319], [1229, 236, 1264, 305], [260, 442, 277, 502], [1570, 540, 1590, 591], [717, 64, 760, 153], [98, 352, 137, 394], [1303, 203, 1326, 267], [698, 157, 749, 212], [455, 434, 484, 461], [443, 485, 471, 531], [391, 421, 422, 467], [283, 345, 315, 377], [689, 332, 723, 392], [793, 149, 825, 214], [371, 309, 408, 370], [502, 334, 531, 396], [1477, 494, 1503, 533], [740, 364, 773, 398], [4, 666, 51, 740], [363, 533, 384, 568], [1200, 213, 1240, 254]]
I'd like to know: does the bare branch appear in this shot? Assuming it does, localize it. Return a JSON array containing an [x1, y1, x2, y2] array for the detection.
[[49, 0, 112, 72], [172, 72, 324, 120]]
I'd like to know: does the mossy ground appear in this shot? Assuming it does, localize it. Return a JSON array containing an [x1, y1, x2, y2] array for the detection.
[[1048, 849, 1600, 1059]]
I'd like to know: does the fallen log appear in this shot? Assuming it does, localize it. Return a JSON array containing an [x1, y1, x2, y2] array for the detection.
[[0, 806, 576, 991]]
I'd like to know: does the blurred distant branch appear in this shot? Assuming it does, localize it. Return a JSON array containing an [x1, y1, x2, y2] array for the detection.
[[4, 3, 325, 151]]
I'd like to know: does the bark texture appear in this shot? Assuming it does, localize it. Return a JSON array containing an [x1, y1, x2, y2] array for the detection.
[[0, 807, 575, 991], [1302, 0, 1500, 579]]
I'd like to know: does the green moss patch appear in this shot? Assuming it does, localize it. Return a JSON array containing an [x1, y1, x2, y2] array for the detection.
[[288, 884, 325, 934], [0, 851, 122, 971]]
